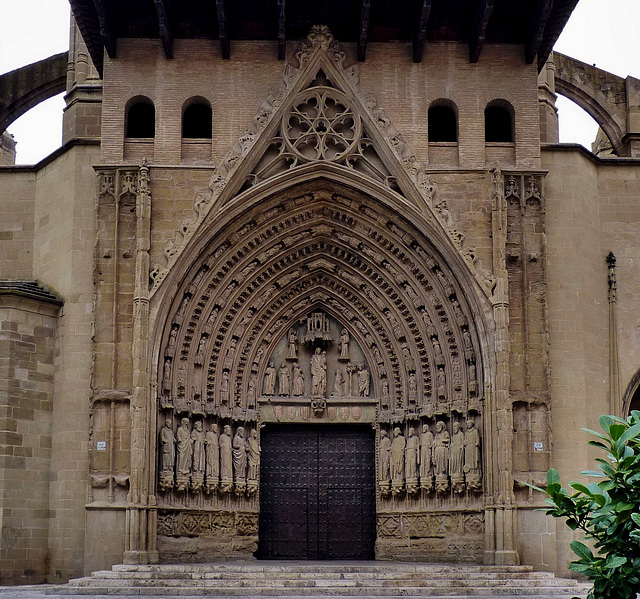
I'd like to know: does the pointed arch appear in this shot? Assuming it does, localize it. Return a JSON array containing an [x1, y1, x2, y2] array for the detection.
[[149, 27, 485, 297]]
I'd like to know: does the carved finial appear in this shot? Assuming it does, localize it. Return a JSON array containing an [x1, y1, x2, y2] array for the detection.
[[606, 251, 616, 269]]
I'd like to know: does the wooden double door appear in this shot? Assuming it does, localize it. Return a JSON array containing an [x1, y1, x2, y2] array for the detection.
[[257, 424, 376, 560]]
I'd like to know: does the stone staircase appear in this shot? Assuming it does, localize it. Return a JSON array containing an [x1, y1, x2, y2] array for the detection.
[[49, 562, 591, 598]]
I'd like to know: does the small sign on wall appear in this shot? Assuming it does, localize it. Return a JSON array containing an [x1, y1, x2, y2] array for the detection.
[[533, 441, 543, 451], [96, 441, 107, 451]]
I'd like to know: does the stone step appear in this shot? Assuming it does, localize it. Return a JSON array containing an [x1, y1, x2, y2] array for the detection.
[[111, 564, 538, 574], [50, 587, 590, 598], [51, 562, 590, 598], [87, 570, 559, 581]]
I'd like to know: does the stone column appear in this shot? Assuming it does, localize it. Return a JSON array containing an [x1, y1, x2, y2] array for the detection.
[[489, 168, 518, 566], [538, 56, 559, 145], [123, 161, 158, 564]]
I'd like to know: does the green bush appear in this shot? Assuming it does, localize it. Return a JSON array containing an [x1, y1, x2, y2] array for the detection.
[[532, 411, 640, 599]]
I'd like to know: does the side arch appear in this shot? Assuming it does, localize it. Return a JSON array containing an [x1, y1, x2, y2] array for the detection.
[[0, 52, 68, 134], [553, 52, 627, 156]]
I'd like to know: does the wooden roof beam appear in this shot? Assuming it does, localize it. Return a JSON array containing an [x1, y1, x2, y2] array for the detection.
[[216, 0, 230, 59], [92, 0, 116, 58], [358, 0, 371, 62], [526, 0, 554, 64], [413, 0, 432, 63], [469, 0, 494, 63], [278, 0, 286, 60], [154, 0, 174, 59]]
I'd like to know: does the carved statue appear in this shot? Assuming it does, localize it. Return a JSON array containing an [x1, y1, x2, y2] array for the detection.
[[219, 424, 233, 493], [159, 419, 175, 491], [332, 368, 346, 397], [449, 421, 465, 493], [165, 327, 177, 357], [405, 427, 420, 494], [220, 371, 230, 404], [292, 362, 305, 396], [287, 328, 298, 359], [194, 335, 206, 366], [357, 364, 370, 397], [400, 342, 416, 371], [378, 429, 391, 494], [191, 420, 206, 491], [463, 329, 473, 357], [437, 367, 446, 399], [162, 358, 172, 394], [433, 420, 450, 493], [247, 429, 260, 494], [464, 419, 482, 491], [278, 362, 290, 396], [247, 375, 257, 407], [390, 427, 406, 495], [263, 362, 276, 396], [175, 418, 192, 491], [338, 328, 350, 361], [311, 348, 327, 396], [223, 338, 237, 371], [432, 338, 445, 365], [420, 424, 434, 491], [205, 423, 219, 493], [408, 372, 417, 404], [468, 361, 478, 394], [232, 426, 247, 493]]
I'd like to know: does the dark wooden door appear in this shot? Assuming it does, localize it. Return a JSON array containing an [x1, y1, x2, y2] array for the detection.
[[258, 424, 376, 559]]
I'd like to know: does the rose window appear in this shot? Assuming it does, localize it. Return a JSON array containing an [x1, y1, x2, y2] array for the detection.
[[283, 87, 362, 163]]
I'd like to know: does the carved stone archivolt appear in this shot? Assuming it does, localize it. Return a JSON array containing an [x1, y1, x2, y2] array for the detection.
[[155, 189, 485, 520]]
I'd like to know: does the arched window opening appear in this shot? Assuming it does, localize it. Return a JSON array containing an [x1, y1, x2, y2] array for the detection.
[[126, 99, 155, 138], [485, 102, 513, 143], [428, 104, 457, 143], [182, 102, 212, 139]]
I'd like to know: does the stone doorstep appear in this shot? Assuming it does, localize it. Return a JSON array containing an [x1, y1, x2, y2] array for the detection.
[[46, 589, 590, 598], [108, 560, 536, 576], [66, 580, 582, 589], [87, 572, 559, 581]]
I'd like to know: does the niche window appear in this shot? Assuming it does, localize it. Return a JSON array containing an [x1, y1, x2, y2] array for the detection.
[[428, 104, 457, 143], [485, 102, 514, 143], [126, 100, 155, 139], [182, 102, 212, 139]]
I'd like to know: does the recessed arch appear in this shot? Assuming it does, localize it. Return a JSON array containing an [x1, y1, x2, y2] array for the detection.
[[428, 99, 458, 143], [485, 100, 514, 143], [182, 97, 212, 139], [149, 166, 497, 563], [622, 368, 640, 417], [125, 96, 155, 138]]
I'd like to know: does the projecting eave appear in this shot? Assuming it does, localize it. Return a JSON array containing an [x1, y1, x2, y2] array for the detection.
[[69, 0, 579, 77]]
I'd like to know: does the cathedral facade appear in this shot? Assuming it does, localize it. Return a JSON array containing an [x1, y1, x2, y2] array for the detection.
[[1, 0, 640, 585]]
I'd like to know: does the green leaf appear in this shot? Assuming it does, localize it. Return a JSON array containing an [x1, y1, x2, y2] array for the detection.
[[631, 513, 640, 526], [546, 468, 560, 486], [570, 482, 591, 494], [605, 555, 627, 569], [570, 540, 594, 561], [599, 415, 614, 432], [582, 470, 605, 477], [618, 423, 640, 445]]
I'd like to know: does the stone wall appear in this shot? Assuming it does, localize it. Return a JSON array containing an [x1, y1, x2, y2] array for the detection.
[[0, 289, 60, 582], [32, 144, 100, 581]]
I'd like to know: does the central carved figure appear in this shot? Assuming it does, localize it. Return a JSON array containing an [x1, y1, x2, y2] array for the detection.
[[311, 348, 327, 396]]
